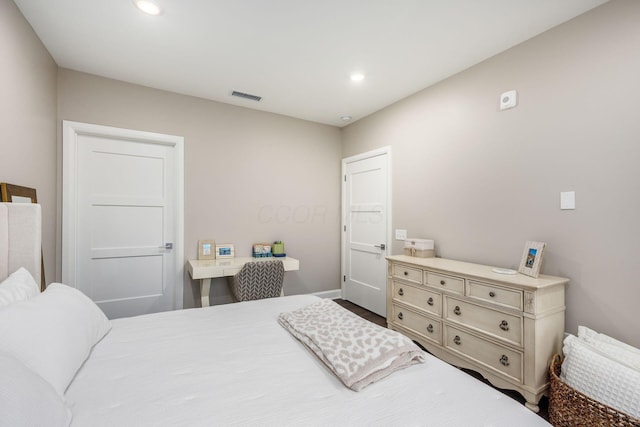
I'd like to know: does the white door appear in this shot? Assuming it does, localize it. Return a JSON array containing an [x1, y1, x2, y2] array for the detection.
[[62, 121, 184, 319], [342, 148, 391, 317]]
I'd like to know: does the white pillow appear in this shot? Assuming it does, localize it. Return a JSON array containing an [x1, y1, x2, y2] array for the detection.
[[0, 283, 111, 396], [0, 267, 39, 307], [561, 334, 640, 418], [0, 351, 71, 427]]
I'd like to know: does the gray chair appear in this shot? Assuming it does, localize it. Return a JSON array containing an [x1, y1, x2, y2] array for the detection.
[[227, 260, 284, 302]]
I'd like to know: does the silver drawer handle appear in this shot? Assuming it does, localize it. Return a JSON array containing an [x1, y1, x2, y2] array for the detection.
[[500, 355, 510, 366], [499, 320, 509, 331], [426, 324, 434, 333], [489, 291, 496, 297], [453, 306, 461, 315], [427, 297, 434, 306], [398, 288, 404, 296], [397, 312, 404, 320], [453, 335, 461, 345]]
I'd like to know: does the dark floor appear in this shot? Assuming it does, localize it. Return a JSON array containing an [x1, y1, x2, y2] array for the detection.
[[334, 298, 549, 421]]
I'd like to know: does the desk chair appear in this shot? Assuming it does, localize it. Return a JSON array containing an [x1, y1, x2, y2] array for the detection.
[[227, 260, 284, 302]]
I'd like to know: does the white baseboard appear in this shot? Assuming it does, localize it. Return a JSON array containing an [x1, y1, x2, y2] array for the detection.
[[311, 289, 342, 299]]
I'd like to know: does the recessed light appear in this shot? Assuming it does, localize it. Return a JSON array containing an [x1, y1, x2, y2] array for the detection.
[[134, 0, 162, 16], [350, 73, 365, 82], [341, 115, 352, 122]]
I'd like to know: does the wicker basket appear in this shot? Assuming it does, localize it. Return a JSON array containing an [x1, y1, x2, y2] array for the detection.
[[548, 353, 640, 427]]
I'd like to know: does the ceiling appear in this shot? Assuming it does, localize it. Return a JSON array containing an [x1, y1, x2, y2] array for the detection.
[[15, 0, 608, 127]]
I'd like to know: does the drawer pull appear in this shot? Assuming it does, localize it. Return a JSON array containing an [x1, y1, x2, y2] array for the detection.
[[499, 320, 510, 331], [453, 335, 461, 345], [426, 324, 434, 333], [398, 288, 404, 296], [453, 306, 461, 315], [489, 291, 496, 297], [500, 355, 510, 366], [397, 312, 404, 320], [427, 297, 434, 306], [440, 280, 446, 285], [404, 271, 409, 276]]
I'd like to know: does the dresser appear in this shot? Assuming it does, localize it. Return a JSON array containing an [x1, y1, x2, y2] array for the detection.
[[386, 255, 568, 412]]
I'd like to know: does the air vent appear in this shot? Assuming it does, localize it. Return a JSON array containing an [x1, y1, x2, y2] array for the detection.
[[231, 90, 262, 102]]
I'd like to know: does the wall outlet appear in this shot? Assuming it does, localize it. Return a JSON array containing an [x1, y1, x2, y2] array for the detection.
[[395, 229, 407, 240]]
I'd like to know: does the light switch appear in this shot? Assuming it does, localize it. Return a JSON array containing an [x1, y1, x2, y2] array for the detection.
[[560, 191, 575, 210], [395, 229, 407, 240]]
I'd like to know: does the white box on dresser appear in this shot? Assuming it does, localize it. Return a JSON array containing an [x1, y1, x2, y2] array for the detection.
[[386, 255, 568, 412]]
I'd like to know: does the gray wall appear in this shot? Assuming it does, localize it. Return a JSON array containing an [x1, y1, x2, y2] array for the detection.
[[342, 0, 640, 347], [0, 0, 57, 286], [57, 69, 342, 308]]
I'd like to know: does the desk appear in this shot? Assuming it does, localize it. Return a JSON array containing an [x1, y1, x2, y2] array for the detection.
[[187, 257, 300, 307]]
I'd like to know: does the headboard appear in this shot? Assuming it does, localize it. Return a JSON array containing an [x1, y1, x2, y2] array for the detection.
[[0, 203, 41, 284]]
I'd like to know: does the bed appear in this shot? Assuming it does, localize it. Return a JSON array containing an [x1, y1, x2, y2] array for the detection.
[[0, 203, 550, 426]]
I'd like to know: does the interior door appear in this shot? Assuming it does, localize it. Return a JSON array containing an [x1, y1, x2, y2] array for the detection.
[[342, 149, 390, 317], [62, 121, 183, 319]]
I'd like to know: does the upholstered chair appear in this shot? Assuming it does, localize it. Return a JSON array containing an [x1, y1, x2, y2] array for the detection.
[[227, 260, 284, 301]]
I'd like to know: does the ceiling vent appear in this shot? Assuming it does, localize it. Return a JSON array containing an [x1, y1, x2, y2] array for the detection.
[[231, 90, 262, 102]]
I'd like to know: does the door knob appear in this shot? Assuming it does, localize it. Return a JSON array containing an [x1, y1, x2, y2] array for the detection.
[[159, 243, 173, 250], [374, 243, 386, 250]]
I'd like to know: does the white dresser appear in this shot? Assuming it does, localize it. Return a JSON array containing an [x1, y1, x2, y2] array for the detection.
[[386, 255, 568, 412]]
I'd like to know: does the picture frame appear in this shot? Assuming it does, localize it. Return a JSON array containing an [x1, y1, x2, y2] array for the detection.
[[0, 183, 46, 290], [1, 182, 37, 203], [197, 239, 216, 260], [518, 241, 546, 278], [215, 243, 235, 259]]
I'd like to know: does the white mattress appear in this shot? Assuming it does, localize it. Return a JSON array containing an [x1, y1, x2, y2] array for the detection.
[[65, 295, 550, 426]]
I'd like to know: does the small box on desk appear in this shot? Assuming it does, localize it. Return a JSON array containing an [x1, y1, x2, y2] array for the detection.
[[252, 243, 272, 258], [403, 238, 435, 258]]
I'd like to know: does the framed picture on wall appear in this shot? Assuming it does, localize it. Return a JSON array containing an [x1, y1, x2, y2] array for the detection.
[[0, 183, 46, 290], [518, 241, 546, 278], [197, 240, 216, 260], [0, 183, 37, 203]]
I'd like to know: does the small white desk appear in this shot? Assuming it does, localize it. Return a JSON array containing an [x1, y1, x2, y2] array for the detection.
[[187, 257, 300, 307]]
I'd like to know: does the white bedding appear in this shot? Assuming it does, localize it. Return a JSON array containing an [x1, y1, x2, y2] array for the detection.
[[65, 295, 550, 427]]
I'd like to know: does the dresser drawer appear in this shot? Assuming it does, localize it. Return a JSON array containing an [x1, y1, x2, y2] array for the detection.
[[444, 325, 523, 383], [392, 264, 423, 284], [425, 271, 464, 295], [391, 281, 442, 316], [466, 280, 523, 311], [392, 305, 442, 345], [445, 297, 522, 346]]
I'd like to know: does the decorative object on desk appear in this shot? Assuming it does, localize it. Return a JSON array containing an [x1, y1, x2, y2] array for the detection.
[[518, 241, 546, 278], [252, 243, 272, 258], [272, 241, 286, 257], [403, 238, 435, 258], [215, 243, 235, 259], [197, 240, 215, 260], [1, 183, 46, 291]]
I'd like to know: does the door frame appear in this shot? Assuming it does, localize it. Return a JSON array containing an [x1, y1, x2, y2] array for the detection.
[[61, 120, 185, 310], [340, 146, 392, 299]]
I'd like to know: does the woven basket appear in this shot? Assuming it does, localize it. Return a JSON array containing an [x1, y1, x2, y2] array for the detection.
[[548, 354, 640, 427]]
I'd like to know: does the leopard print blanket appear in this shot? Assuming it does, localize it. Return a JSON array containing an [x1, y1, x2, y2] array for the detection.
[[278, 299, 425, 391]]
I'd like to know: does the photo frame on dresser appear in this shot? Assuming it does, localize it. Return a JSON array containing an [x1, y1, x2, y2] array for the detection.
[[518, 241, 546, 278], [0, 183, 46, 290]]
